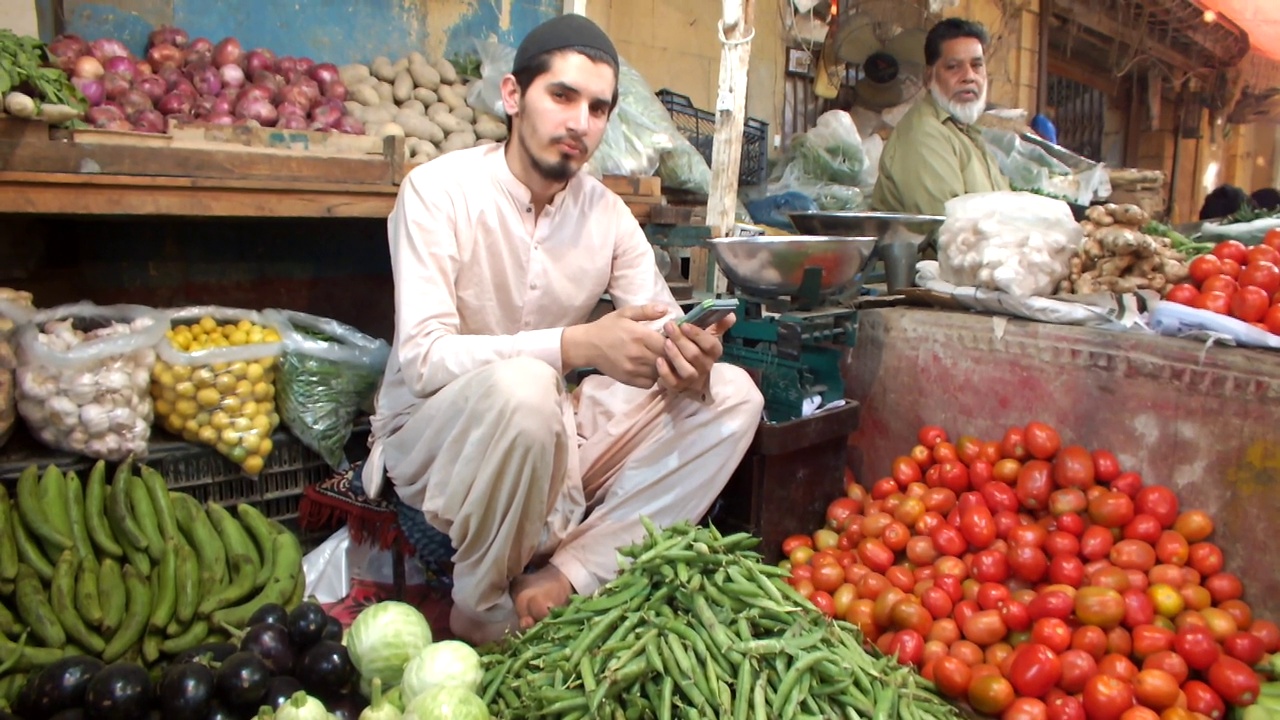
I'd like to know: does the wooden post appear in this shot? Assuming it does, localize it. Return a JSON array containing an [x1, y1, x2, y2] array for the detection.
[[692, 0, 755, 295]]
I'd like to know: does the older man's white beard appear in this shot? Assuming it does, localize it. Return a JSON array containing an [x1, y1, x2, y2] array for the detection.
[[930, 83, 987, 126]]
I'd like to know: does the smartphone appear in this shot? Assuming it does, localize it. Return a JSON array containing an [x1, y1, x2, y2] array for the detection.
[[677, 298, 739, 329]]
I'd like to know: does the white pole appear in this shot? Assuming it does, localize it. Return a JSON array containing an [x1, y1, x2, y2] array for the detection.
[[563, 0, 587, 16]]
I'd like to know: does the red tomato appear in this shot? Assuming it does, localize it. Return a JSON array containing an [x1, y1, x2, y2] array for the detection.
[[934, 441, 958, 464], [892, 455, 922, 488], [963, 609, 1008, 646], [1173, 510, 1214, 542], [1057, 648, 1098, 694], [1099, 653, 1139, 681], [856, 538, 895, 573], [1044, 530, 1080, 558], [1072, 625, 1109, 659], [1009, 643, 1064, 698], [1222, 258, 1242, 279], [1091, 449, 1121, 482], [885, 565, 916, 593], [1265, 227, 1280, 250], [888, 628, 925, 666], [1272, 305, 1280, 336], [1025, 422, 1062, 460], [969, 674, 1016, 716], [1007, 544, 1049, 583], [1142, 651, 1189, 685], [811, 561, 846, 593], [1173, 625, 1220, 671], [932, 655, 972, 698], [1195, 290, 1233, 315], [1201, 272, 1239, 296], [809, 589, 836, 616], [906, 536, 938, 566], [1204, 572, 1243, 604], [826, 497, 861, 532], [781, 534, 813, 556], [1055, 512, 1086, 536], [931, 524, 968, 557], [1003, 697, 1049, 720], [1182, 680, 1226, 720], [1079, 525, 1115, 561], [1000, 598, 1032, 632], [1154, 531, 1189, 566], [1017, 460, 1055, 512], [981, 481, 1020, 514], [937, 461, 970, 495], [1029, 590, 1075, 621], [871, 477, 899, 500], [1132, 668, 1181, 710], [918, 425, 947, 448], [1111, 540, 1157, 571], [1048, 554, 1085, 587], [1110, 471, 1144, 498], [1053, 445, 1095, 489], [910, 443, 935, 470], [1075, 587, 1126, 629], [934, 574, 964, 603], [1032, 617, 1074, 654], [1010, 523, 1049, 548], [1241, 260, 1280, 296], [977, 582, 1012, 610], [920, 585, 954, 620], [1082, 674, 1136, 720], [1090, 491, 1136, 528], [1049, 488, 1088, 518], [1211, 240, 1249, 266], [1131, 624, 1175, 659], [1248, 619, 1280, 653], [1122, 588, 1156, 628], [1165, 283, 1201, 306], [961, 506, 997, 549], [1206, 657, 1261, 705], [1231, 285, 1272, 323], [1002, 427, 1029, 460], [994, 458, 1023, 484], [971, 549, 1010, 584], [1123, 515, 1164, 545], [1188, 254, 1223, 284], [1046, 693, 1086, 720], [1221, 630, 1264, 666], [956, 436, 983, 466], [922, 487, 958, 514], [970, 460, 995, 490]]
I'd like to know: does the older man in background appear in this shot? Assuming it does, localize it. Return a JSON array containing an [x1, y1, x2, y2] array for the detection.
[[872, 18, 1009, 216]]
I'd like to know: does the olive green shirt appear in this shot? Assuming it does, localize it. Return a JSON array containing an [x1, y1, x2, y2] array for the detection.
[[871, 93, 1010, 216]]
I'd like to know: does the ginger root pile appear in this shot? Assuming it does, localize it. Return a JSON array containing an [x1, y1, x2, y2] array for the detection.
[[1058, 204, 1190, 296]]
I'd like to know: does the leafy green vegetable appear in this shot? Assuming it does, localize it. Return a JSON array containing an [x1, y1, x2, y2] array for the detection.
[[1011, 184, 1073, 203], [0, 29, 84, 113]]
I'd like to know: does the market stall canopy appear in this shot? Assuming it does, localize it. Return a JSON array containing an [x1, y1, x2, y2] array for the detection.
[[1197, 0, 1280, 61]]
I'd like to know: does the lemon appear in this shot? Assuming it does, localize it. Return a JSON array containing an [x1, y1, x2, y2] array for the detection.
[[154, 398, 173, 418], [252, 381, 272, 402], [237, 318, 253, 332], [232, 416, 253, 433], [227, 361, 246, 378], [183, 418, 200, 436], [183, 429, 199, 443], [268, 412, 280, 430], [259, 356, 276, 370], [258, 437, 274, 457], [240, 400, 258, 418], [229, 330, 248, 346], [195, 387, 221, 409], [240, 433, 262, 454], [213, 362, 229, 373], [197, 425, 219, 445], [199, 316, 218, 333], [174, 381, 196, 398], [214, 373, 237, 394], [191, 367, 216, 388], [245, 363, 265, 383], [263, 329, 281, 343], [154, 360, 171, 376], [174, 399, 199, 418], [247, 328, 264, 344], [165, 414, 185, 433], [215, 442, 231, 455], [220, 428, 240, 446], [258, 400, 275, 416], [210, 410, 231, 431], [222, 324, 237, 337], [155, 369, 176, 388], [171, 364, 192, 382], [241, 454, 265, 476], [235, 380, 254, 400], [251, 414, 272, 436], [228, 446, 249, 466], [221, 396, 242, 415], [158, 386, 177, 403]]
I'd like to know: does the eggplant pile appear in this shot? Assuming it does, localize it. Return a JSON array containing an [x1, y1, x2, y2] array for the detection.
[[6, 601, 357, 720], [0, 459, 308, 709]]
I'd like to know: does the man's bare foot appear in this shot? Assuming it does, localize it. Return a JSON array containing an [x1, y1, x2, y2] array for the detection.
[[449, 604, 520, 646], [511, 565, 574, 630]]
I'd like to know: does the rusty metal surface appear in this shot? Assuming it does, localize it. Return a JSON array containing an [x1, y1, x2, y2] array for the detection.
[[844, 307, 1280, 620]]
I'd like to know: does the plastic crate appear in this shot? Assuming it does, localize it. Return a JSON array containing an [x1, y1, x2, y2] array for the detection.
[[656, 89, 769, 186]]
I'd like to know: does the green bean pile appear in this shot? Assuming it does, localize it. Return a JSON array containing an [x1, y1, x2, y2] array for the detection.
[[479, 519, 964, 720]]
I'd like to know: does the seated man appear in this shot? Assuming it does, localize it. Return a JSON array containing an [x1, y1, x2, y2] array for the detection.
[[872, 18, 1010, 216], [361, 14, 765, 645]]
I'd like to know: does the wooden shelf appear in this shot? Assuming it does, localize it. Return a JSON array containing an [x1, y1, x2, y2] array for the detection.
[[0, 170, 399, 218]]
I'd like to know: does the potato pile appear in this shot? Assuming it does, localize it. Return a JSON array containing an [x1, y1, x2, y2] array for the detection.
[[152, 316, 281, 477], [339, 53, 507, 164], [1058, 203, 1190, 296]]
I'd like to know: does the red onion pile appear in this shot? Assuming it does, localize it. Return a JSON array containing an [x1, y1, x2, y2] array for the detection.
[[50, 27, 362, 135]]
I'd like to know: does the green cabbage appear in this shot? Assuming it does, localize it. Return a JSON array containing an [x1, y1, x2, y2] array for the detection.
[[401, 641, 483, 706], [346, 601, 434, 689], [403, 687, 489, 720]]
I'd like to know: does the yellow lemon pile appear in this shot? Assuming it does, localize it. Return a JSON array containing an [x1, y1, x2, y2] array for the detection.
[[152, 316, 282, 476]]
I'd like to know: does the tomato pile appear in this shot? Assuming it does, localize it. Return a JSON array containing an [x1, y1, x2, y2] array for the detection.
[[781, 422, 1279, 720], [1165, 231, 1280, 332]]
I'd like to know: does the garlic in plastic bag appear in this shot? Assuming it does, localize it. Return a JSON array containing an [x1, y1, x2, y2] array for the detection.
[[15, 303, 166, 461]]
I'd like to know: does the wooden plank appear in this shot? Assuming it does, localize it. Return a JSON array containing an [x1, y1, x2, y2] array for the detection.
[[601, 175, 661, 197], [168, 123, 385, 155], [705, 0, 754, 293], [0, 171, 397, 218]]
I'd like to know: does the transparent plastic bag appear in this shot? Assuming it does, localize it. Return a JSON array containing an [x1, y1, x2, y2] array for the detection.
[[263, 309, 389, 471], [787, 110, 867, 187], [464, 38, 516, 118], [15, 303, 165, 461], [0, 291, 36, 449], [152, 306, 284, 478]]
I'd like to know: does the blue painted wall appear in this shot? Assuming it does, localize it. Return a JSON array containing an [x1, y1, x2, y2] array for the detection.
[[49, 0, 557, 65]]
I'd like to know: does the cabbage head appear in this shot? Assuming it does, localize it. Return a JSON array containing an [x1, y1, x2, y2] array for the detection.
[[403, 686, 490, 720], [346, 601, 434, 688], [400, 640, 483, 705]]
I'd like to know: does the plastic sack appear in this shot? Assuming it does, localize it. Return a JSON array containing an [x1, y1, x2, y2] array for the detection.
[[1199, 217, 1280, 247], [0, 291, 35, 449], [15, 303, 164, 461], [153, 306, 283, 478], [1148, 300, 1280, 351], [464, 38, 516, 118], [766, 111, 869, 212], [302, 526, 352, 604], [980, 127, 1070, 194], [264, 309, 389, 471], [938, 191, 1085, 298]]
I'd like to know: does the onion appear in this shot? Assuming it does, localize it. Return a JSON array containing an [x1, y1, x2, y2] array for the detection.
[[193, 95, 217, 117], [100, 118, 134, 132], [184, 37, 213, 65], [278, 84, 314, 112], [102, 72, 131, 101], [89, 38, 131, 62], [190, 66, 222, 96], [73, 56, 104, 80], [239, 84, 273, 106], [157, 92, 194, 116], [309, 103, 342, 131], [218, 63, 246, 90], [213, 37, 244, 68], [171, 79, 199, 99], [277, 114, 308, 130], [146, 43, 183, 70], [134, 60, 153, 76], [158, 67, 184, 90], [216, 87, 241, 106], [132, 109, 166, 133], [308, 62, 340, 87], [323, 79, 347, 102], [48, 35, 90, 73], [136, 75, 167, 103], [235, 95, 278, 126], [169, 113, 196, 125], [204, 112, 235, 126], [147, 25, 189, 49], [86, 105, 124, 127], [118, 89, 153, 118], [277, 101, 307, 118], [314, 96, 344, 115], [209, 94, 233, 116], [101, 55, 135, 82], [333, 115, 365, 135], [72, 77, 105, 106], [244, 49, 275, 76], [276, 56, 298, 77], [296, 57, 316, 74]]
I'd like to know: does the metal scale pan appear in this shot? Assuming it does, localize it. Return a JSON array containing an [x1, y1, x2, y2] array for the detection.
[[704, 235, 880, 308], [786, 211, 946, 293]]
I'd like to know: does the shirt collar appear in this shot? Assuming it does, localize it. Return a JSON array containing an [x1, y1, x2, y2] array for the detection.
[[921, 91, 981, 136], [491, 143, 581, 212]]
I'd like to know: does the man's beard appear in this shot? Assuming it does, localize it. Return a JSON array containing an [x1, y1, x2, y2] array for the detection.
[[930, 82, 987, 126], [518, 120, 585, 182]]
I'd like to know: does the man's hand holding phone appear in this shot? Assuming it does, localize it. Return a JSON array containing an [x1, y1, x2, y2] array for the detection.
[[657, 299, 738, 394]]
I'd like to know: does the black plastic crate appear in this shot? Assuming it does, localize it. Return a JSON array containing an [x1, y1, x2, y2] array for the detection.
[[656, 89, 769, 186]]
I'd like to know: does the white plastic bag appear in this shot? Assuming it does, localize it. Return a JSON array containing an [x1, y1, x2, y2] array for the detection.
[[938, 191, 1085, 298], [464, 38, 516, 118], [303, 526, 352, 604], [153, 306, 284, 478], [263, 309, 389, 471], [15, 303, 165, 461]]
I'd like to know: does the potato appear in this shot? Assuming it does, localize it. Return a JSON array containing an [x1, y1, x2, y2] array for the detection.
[[407, 51, 441, 90], [426, 102, 451, 119], [350, 84, 380, 107], [451, 105, 474, 124], [392, 70, 415, 104], [409, 138, 440, 162], [374, 122, 405, 139], [399, 99, 426, 115], [437, 84, 466, 112], [360, 105, 394, 126], [396, 112, 444, 144], [393, 57, 409, 75], [428, 107, 470, 135], [474, 115, 508, 141], [440, 130, 476, 154], [412, 87, 438, 107], [433, 58, 458, 84], [343, 100, 363, 117], [339, 63, 371, 85], [371, 56, 397, 82], [375, 81, 394, 104]]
